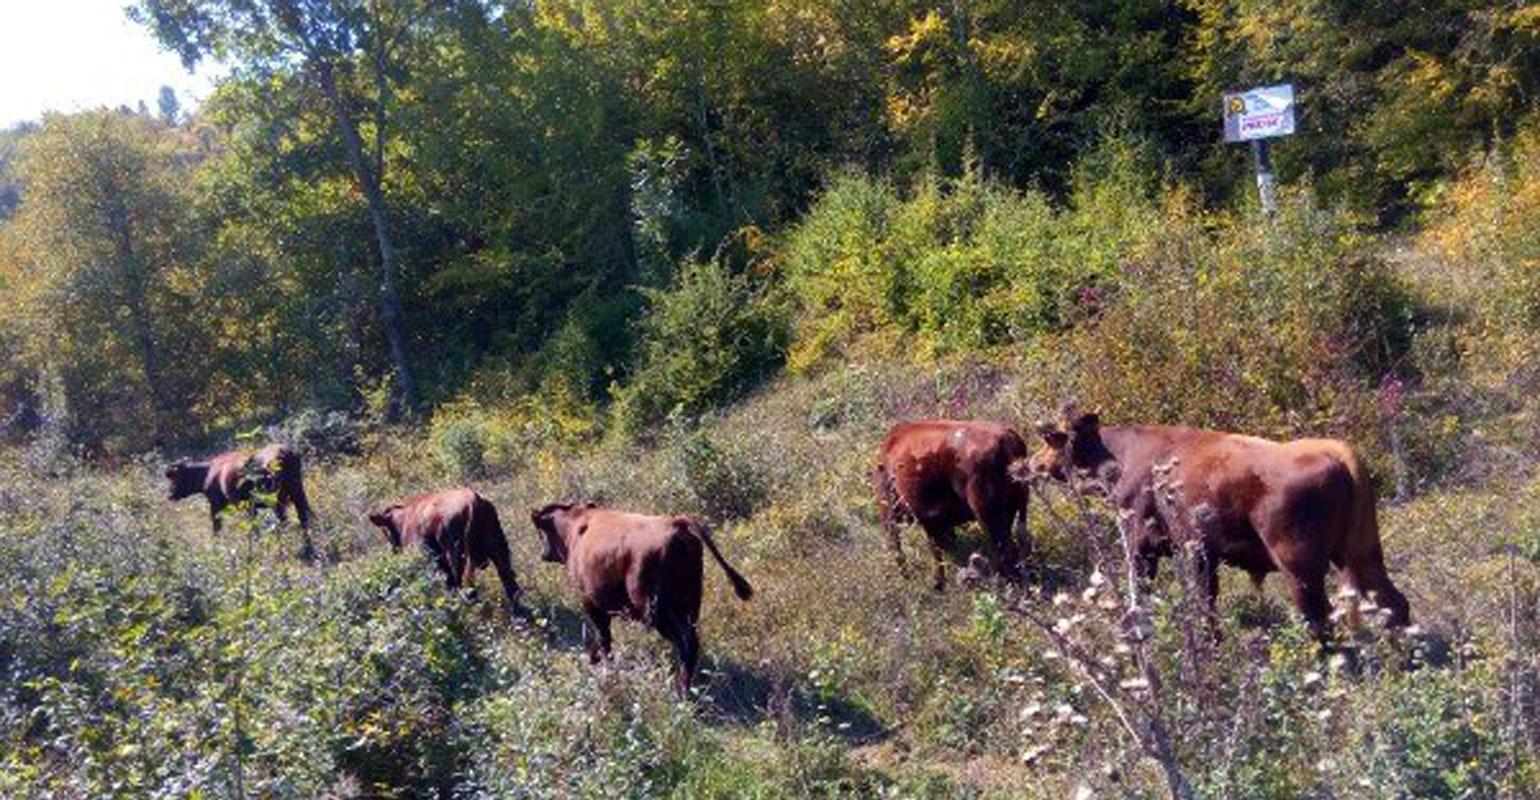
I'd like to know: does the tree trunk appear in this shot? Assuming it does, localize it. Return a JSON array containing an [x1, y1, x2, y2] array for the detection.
[[107, 198, 169, 445], [315, 58, 419, 415]]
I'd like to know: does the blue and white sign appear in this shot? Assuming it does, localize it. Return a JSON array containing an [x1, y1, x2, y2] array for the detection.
[[1223, 84, 1296, 143]]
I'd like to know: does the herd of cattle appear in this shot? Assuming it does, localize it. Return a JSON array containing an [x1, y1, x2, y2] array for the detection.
[[164, 407, 1410, 695]]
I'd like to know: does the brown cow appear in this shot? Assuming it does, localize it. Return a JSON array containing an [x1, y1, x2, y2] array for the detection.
[[1029, 407, 1410, 636], [166, 444, 314, 540], [529, 503, 754, 696], [367, 488, 525, 618], [874, 420, 1032, 590]]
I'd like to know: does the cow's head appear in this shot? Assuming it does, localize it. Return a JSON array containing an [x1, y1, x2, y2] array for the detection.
[[1030, 405, 1119, 491], [530, 503, 574, 563], [367, 505, 404, 550], [164, 462, 205, 500]]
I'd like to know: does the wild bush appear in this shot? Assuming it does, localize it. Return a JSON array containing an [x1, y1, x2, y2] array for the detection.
[[1024, 189, 1418, 456], [783, 140, 1166, 370], [1421, 115, 1540, 372], [611, 256, 789, 438]]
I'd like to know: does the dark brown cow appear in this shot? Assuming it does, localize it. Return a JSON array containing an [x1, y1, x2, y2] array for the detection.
[[529, 503, 754, 696], [166, 444, 314, 537], [1030, 407, 1410, 636], [874, 420, 1032, 590], [368, 488, 524, 618]]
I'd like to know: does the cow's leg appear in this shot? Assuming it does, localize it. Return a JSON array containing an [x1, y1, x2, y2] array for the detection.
[[1279, 558, 1332, 643], [458, 551, 479, 601], [272, 486, 317, 561], [967, 479, 1024, 581], [582, 603, 613, 665], [272, 488, 289, 523], [1192, 545, 1220, 613], [873, 467, 907, 575], [490, 544, 525, 618], [660, 612, 701, 699], [424, 539, 459, 590], [919, 519, 955, 592], [1192, 545, 1222, 640]]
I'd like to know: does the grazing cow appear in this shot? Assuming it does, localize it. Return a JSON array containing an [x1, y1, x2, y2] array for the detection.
[[368, 488, 525, 618], [529, 503, 754, 697], [166, 444, 314, 537], [874, 420, 1032, 590], [1029, 407, 1411, 636]]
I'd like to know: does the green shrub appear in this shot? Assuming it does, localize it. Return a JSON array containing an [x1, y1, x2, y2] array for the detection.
[[433, 413, 488, 477], [1421, 114, 1540, 370], [783, 139, 1166, 369], [675, 428, 769, 523], [611, 256, 789, 438], [268, 408, 364, 458], [1025, 189, 1418, 451]]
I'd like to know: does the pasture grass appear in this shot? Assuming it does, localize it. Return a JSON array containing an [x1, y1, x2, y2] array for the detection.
[[2, 351, 1535, 797], [4, 145, 1538, 795]]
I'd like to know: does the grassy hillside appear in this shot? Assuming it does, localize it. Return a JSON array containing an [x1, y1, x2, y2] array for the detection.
[[2, 256, 1536, 798], [4, 114, 1539, 800]]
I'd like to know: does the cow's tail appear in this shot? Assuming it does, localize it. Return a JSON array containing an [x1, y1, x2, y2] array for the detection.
[[687, 520, 754, 601], [1332, 443, 1380, 563]]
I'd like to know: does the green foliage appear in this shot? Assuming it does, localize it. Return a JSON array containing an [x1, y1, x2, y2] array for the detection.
[[3, 3, 1539, 797], [1020, 188, 1417, 452], [612, 255, 788, 437], [1424, 115, 1540, 340], [675, 428, 769, 523], [785, 140, 1167, 370], [0, 111, 209, 451], [0, 1, 1527, 450], [435, 414, 488, 478]]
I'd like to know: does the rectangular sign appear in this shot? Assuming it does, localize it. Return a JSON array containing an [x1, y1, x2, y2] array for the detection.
[[1223, 83, 1296, 142]]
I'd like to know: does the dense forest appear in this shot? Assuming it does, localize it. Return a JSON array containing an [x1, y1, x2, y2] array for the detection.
[[1, 1, 1538, 798]]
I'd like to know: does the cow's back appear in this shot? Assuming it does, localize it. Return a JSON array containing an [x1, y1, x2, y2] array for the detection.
[[880, 419, 1027, 485], [881, 419, 1019, 459], [569, 510, 702, 615], [1140, 427, 1365, 559], [397, 488, 478, 548]]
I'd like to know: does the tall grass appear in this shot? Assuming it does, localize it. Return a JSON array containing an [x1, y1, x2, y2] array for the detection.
[[3, 142, 1538, 796]]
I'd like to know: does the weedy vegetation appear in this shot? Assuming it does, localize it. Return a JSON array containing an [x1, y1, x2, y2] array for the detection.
[[1, 3, 1537, 796]]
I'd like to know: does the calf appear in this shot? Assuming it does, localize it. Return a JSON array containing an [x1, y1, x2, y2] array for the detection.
[[166, 444, 314, 541], [874, 420, 1032, 590], [1030, 407, 1411, 637], [530, 503, 754, 696], [368, 488, 524, 618]]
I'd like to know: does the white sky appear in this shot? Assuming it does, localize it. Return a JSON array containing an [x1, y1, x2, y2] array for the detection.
[[0, 0, 220, 127]]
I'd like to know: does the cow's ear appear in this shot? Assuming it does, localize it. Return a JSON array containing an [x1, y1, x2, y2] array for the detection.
[[1072, 411, 1100, 434], [367, 507, 393, 527], [1037, 423, 1068, 448]]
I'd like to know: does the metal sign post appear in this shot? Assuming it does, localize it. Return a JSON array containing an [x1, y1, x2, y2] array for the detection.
[[1223, 83, 1296, 217], [1252, 139, 1276, 216]]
